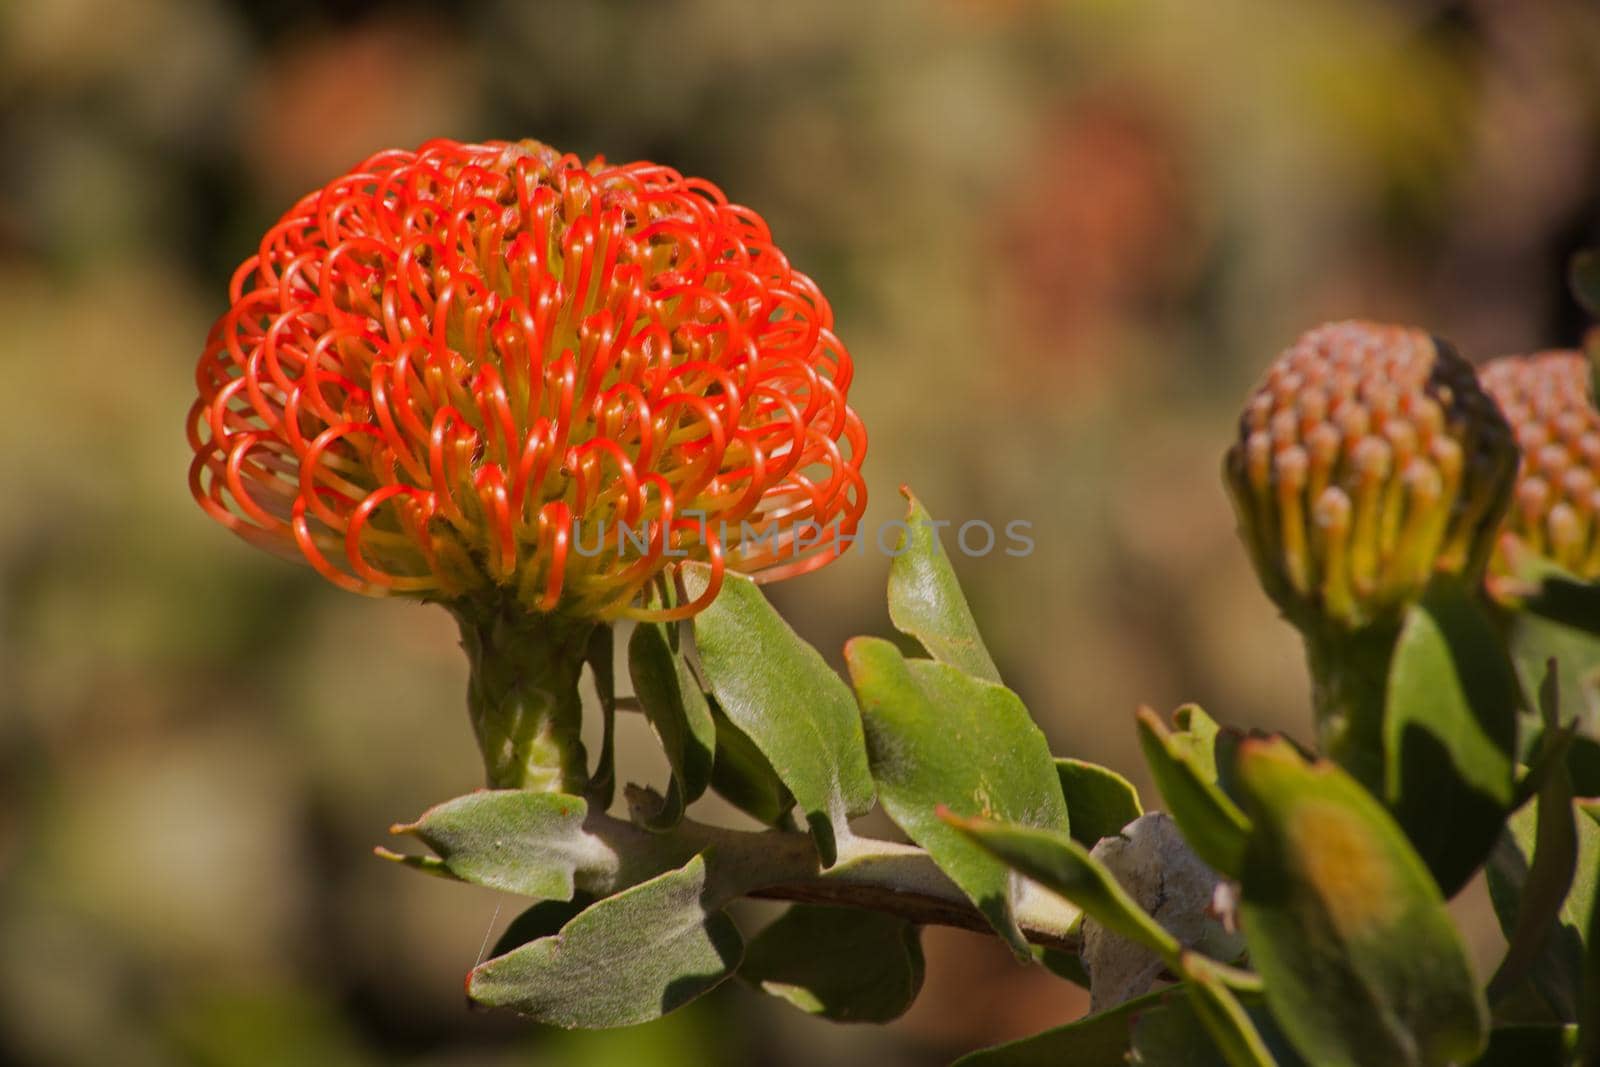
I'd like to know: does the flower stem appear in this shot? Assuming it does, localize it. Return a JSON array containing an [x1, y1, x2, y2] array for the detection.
[[1301, 617, 1399, 793], [450, 600, 597, 793]]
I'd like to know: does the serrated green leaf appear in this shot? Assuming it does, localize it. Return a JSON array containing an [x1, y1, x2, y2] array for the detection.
[[953, 987, 1170, 1067], [1136, 707, 1250, 878], [628, 620, 716, 831], [1384, 579, 1519, 895], [846, 637, 1069, 956], [686, 566, 874, 867], [1232, 737, 1487, 1067], [739, 905, 924, 1022], [1056, 758, 1143, 847], [388, 791, 604, 901], [941, 812, 1178, 962], [887, 488, 1000, 683], [468, 852, 743, 1027], [705, 697, 796, 827]]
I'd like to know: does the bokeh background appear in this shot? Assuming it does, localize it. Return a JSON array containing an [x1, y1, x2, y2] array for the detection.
[[4, 1, 1600, 1064]]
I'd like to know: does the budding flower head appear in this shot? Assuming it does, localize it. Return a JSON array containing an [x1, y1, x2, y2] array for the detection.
[[189, 139, 866, 621], [1225, 321, 1517, 630], [1480, 350, 1600, 580]]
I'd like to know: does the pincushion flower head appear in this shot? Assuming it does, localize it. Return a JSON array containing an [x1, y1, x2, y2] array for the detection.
[[1225, 321, 1516, 633], [188, 138, 866, 791], [1479, 350, 1600, 582]]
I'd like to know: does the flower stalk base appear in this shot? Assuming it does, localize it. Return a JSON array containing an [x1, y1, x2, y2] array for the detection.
[[451, 599, 597, 792], [1301, 618, 1399, 793]]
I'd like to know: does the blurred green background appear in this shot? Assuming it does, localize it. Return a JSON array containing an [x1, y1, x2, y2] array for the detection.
[[4, 0, 1600, 1063]]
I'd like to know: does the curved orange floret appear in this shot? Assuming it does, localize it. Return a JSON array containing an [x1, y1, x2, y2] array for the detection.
[[188, 139, 866, 620]]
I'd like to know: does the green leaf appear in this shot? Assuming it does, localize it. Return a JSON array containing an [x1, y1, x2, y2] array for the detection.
[[490, 896, 595, 958], [1479, 792, 1598, 1023], [1131, 986, 1292, 1067], [1035, 945, 1090, 987], [1181, 960, 1277, 1067], [627, 620, 716, 831], [468, 852, 743, 1027], [738, 905, 924, 1022], [886, 487, 1000, 683], [1136, 707, 1251, 878], [705, 697, 796, 828], [1057, 758, 1144, 847], [1497, 566, 1600, 742], [686, 566, 874, 867], [1579, 801, 1600, 1066], [385, 791, 603, 901], [1488, 671, 1581, 1009], [1232, 737, 1487, 1067], [953, 987, 1170, 1067], [846, 637, 1070, 956], [1384, 579, 1520, 895], [1470, 1024, 1577, 1066], [586, 624, 617, 810], [940, 812, 1179, 963]]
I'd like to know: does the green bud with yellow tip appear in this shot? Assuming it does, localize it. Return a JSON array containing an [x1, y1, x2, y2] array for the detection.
[[1227, 321, 1517, 631], [1225, 321, 1518, 785]]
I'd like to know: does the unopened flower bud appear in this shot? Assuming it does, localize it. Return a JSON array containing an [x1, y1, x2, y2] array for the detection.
[[1226, 321, 1517, 631], [1480, 350, 1600, 580]]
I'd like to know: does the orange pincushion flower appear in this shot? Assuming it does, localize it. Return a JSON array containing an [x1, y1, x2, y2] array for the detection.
[[1479, 350, 1600, 579], [189, 139, 866, 621]]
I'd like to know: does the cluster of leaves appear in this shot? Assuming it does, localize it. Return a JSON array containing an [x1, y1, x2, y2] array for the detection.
[[383, 481, 1600, 1064]]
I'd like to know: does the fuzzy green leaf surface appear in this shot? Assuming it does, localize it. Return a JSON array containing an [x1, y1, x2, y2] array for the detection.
[[705, 697, 796, 827], [686, 566, 874, 866], [847, 637, 1068, 956], [467, 852, 743, 1027], [386, 791, 604, 901]]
